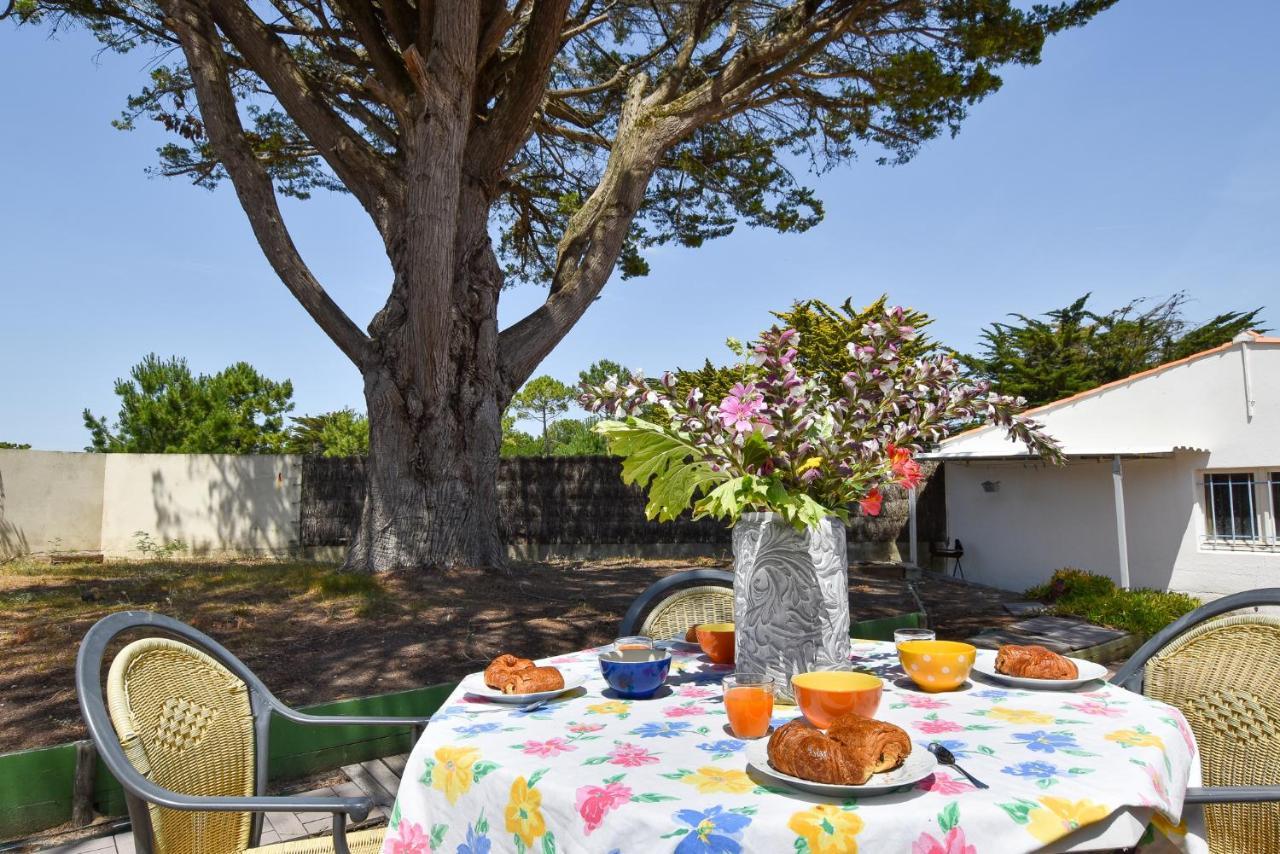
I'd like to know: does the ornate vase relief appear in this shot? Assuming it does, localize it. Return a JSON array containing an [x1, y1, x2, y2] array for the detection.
[[733, 512, 851, 702]]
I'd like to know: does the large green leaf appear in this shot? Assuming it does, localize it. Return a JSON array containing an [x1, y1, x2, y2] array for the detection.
[[594, 418, 729, 521]]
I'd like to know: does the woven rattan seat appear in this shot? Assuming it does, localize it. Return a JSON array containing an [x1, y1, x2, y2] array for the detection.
[[1113, 590, 1280, 854], [78, 611, 431, 854], [619, 569, 734, 640]]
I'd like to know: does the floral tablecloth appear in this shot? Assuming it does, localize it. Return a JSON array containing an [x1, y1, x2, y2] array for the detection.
[[382, 642, 1204, 854]]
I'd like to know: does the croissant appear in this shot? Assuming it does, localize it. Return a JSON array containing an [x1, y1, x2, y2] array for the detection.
[[484, 654, 564, 694], [767, 715, 911, 785], [995, 644, 1078, 680]]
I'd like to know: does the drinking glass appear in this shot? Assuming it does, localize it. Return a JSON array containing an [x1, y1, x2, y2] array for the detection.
[[894, 628, 936, 648], [613, 635, 654, 651], [723, 673, 776, 739]]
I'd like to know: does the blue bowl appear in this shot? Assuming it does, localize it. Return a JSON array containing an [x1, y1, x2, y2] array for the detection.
[[599, 650, 672, 699]]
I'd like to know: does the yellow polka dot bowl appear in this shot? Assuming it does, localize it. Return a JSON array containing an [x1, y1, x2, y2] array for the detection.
[[897, 640, 976, 693]]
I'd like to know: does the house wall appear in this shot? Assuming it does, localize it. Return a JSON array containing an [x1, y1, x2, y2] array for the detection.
[[0, 450, 105, 559], [940, 341, 1280, 599]]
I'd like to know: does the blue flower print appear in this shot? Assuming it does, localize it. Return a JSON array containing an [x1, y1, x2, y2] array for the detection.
[[1013, 730, 1080, 754], [456, 822, 491, 854], [671, 806, 752, 853], [697, 739, 746, 755], [453, 722, 502, 738], [974, 689, 1010, 700], [633, 721, 692, 739], [1002, 760, 1063, 780], [934, 739, 971, 759]]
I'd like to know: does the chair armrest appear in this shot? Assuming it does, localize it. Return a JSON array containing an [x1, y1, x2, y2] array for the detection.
[[1186, 785, 1280, 805], [283, 710, 432, 728]]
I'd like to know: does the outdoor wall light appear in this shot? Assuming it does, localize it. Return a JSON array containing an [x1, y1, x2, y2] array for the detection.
[[981, 480, 1001, 493]]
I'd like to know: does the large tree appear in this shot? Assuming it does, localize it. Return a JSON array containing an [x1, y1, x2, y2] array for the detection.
[[961, 292, 1267, 406], [13, 0, 1112, 570]]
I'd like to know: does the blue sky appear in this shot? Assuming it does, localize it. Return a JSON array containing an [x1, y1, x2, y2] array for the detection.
[[2, 0, 1277, 450]]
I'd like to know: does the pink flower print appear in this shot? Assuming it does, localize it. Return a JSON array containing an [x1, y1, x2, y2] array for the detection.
[[1172, 712, 1198, 757], [576, 781, 632, 835], [1141, 761, 1171, 809], [664, 704, 706, 718], [912, 827, 977, 854], [678, 686, 718, 699], [904, 694, 950, 710], [608, 742, 659, 767], [1065, 700, 1123, 718], [522, 737, 575, 757], [914, 719, 965, 734], [385, 821, 432, 854], [569, 722, 606, 734], [916, 773, 975, 796]]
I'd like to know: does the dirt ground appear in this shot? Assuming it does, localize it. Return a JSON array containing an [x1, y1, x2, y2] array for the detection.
[[0, 557, 1021, 753]]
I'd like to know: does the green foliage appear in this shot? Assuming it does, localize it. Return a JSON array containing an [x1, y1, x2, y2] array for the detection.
[[0, 442, 32, 450], [285, 409, 369, 457], [84, 354, 294, 454], [672, 297, 938, 406], [962, 292, 1267, 406], [1026, 568, 1200, 639], [502, 414, 611, 457], [131, 531, 188, 558], [594, 418, 729, 522], [511, 375, 577, 456]]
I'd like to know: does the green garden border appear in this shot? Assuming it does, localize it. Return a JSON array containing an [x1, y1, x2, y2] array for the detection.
[[0, 682, 457, 842]]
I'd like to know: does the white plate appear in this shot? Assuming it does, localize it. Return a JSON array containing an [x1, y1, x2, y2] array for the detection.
[[745, 738, 937, 797], [459, 669, 588, 703], [971, 650, 1108, 690]]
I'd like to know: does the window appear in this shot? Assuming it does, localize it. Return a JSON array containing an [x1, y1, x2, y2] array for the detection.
[[1203, 473, 1256, 541]]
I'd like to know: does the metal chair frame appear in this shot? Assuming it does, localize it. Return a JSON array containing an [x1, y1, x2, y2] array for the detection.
[[618, 568, 734, 636], [77, 610, 432, 854], [1112, 588, 1280, 806]]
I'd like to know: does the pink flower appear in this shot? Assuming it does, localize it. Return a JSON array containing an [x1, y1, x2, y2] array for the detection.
[[608, 743, 659, 767], [859, 489, 883, 516], [385, 821, 432, 854], [717, 383, 767, 433], [912, 827, 977, 854], [569, 722, 607, 734], [1065, 700, 1123, 718], [904, 695, 949, 710], [576, 781, 632, 834], [523, 737, 575, 757], [914, 719, 964, 734], [664, 704, 706, 718], [916, 773, 976, 796]]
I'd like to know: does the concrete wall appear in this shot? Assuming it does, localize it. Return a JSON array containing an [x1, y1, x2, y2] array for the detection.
[[939, 339, 1280, 600], [99, 454, 301, 558], [0, 450, 105, 560]]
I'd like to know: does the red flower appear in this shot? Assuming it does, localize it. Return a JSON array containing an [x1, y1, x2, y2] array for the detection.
[[575, 780, 632, 834], [858, 489, 883, 516], [888, 443, 925, 490]]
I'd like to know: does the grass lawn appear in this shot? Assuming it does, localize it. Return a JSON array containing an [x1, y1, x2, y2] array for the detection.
[[0, 556, 1017, 753]]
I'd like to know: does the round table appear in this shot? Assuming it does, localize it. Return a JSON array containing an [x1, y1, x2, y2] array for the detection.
[[382, 641, 1205, 853]]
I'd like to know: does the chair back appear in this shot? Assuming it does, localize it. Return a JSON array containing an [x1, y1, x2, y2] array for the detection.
[[619, 569, 734, 639], [1143, 614, 1280, 851], [108, 638, 257, 854], [78, 611, 280, 854]]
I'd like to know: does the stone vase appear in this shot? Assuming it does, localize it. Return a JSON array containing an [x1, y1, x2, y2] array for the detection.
[[732, 512, 851, 703]]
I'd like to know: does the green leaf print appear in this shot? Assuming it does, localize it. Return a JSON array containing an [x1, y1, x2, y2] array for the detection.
[[1068, 767, 1093, 776], [1036, 778, 1055, 789], [476, 812, 490, 834], [661, 769, 692, 780], [582, 755, 610, 765], [602, 773, 626, 785], [660, 828, 690, 839], [419, 758, 435, 787], [731, 805, 758, 816], [794, 838, 811, 853], [473, 760, 499, 783], [977, 745, 996, 756], [938, 802, 959, 833], [388, 800, 401, 830], [430, 824, 448, 848], [754, 785, 791, 796], [528, 767, 550, 788], [542, 830, 557, 854], [999, 798, 1038, 825], [515, 835, 527, 854], [631, 793, 678, 803]]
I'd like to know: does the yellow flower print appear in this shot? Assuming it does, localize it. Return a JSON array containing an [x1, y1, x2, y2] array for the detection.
[[788, 803, 864, 854], [1026, 797, 1110, 844], [1152, 811, 1188, 839], [988, 707, 1055, 725], [587, 700, 630, 716], [505, 776, 547, 848], [1106, 728, 1164, 749], [682, 765, 756, 794], [432, 745, 480, 805]]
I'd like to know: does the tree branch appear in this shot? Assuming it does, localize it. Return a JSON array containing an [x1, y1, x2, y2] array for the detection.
[[158, 0, 371, 369]]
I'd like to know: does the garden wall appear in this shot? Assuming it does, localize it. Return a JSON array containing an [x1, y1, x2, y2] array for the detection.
[[0, 450, 944, 561]]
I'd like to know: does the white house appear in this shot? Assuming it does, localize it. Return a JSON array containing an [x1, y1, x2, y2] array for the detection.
[[926, 331, 1280, 601]]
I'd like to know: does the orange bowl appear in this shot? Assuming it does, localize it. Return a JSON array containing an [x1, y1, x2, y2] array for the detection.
[[695, 622, 735, 665], [897, 640, 976, 693], [791, 671, 883, 729]]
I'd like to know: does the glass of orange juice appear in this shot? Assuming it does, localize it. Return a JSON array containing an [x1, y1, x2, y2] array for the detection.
[[723, 673, 776, 739]]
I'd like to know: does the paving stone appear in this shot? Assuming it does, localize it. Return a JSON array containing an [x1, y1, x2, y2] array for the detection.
[[1003, 601, 1048, 617], [1009, 616, 1128, 650], [967, 628, 1072, 652], [42, 837, 117, 853]]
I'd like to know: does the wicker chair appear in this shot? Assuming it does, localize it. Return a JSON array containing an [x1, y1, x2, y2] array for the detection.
[[619, 569, 734, 640], [77, 611, 432, 854], [1111, 588, 1280, 853]]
